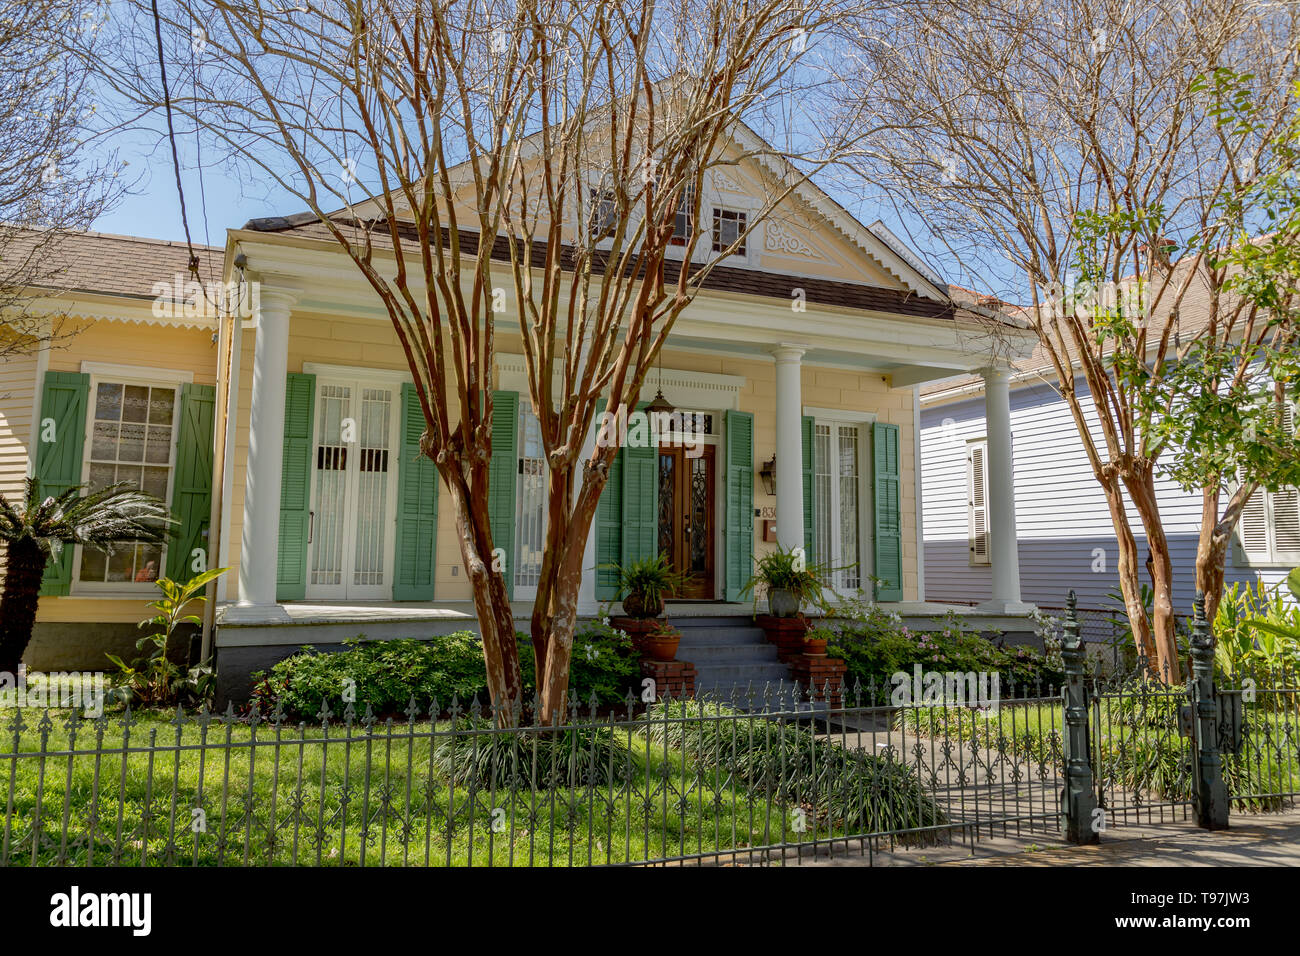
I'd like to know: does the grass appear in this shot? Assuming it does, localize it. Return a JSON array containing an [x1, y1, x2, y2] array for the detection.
[[896, 690, 1300, 811], [0, 704, 936, 866]]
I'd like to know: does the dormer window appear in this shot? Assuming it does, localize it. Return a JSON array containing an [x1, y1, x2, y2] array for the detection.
[[712, 207, 747, 256]]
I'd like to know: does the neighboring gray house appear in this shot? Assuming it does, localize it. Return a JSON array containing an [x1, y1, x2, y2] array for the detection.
[[918, 293, 1298, 631]]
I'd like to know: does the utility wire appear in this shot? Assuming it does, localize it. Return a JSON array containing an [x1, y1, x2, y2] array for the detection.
[[150, 0, 199, 279]]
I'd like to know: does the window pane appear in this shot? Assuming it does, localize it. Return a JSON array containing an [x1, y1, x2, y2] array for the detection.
[[106, 548, 134, 582], [148, 388, 175, 425], [88, 462, 116, 491], [146, 426, 172, 463], [118, 422, 145, 461], [142, 466, 169, 498], [80, 548, 107, 582], [122, 385, 150, 423], [134, 545, 163, 583], [95, 383, 123, 421], [91, 421, 119, 460]]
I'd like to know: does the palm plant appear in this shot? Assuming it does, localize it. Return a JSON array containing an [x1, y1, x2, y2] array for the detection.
[[0, 477, 173, 674]]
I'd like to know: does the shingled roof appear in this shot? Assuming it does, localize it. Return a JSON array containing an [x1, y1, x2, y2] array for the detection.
[[4, 228, 224, 301]]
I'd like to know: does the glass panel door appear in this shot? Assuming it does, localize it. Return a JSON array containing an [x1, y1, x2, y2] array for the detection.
[[308, 379, 398, 600]]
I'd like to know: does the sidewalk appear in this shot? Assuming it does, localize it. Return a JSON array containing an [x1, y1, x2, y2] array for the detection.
[[778, 811, 1300, 866]]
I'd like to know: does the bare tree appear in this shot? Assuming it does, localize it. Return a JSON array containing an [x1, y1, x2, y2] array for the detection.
[[839, 0, 1300, 681], [94, 0, 862, 721], [0, 0, 122, 359]]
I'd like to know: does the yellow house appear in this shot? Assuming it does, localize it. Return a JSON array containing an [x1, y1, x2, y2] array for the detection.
[[1, 147, 1038, 695]]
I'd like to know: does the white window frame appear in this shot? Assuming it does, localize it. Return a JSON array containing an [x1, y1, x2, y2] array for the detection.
[[513, 397, 549, 600], [711, 205, 749, 260], [967, 438, 991, 566], [71, 363, 193, 595]]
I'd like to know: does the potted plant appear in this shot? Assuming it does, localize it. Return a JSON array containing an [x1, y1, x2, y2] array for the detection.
[[610, 552, 692, 619], [641, 619, 682, 662], [742, 545, 832, 619], [803, 625, 834, 658]]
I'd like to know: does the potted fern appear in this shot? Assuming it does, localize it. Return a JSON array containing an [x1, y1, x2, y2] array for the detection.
[[743, 545, 832, 619], [610, 552, 691, 619]]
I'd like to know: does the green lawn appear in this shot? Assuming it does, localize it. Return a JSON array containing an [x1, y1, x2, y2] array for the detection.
[[898, 693, 1300, 809], [0, 707, 893, 866]]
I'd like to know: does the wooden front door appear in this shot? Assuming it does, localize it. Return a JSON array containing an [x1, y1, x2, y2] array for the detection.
[[657, 445, 716, 599]]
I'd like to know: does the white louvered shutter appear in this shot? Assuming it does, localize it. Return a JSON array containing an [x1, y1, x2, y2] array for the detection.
[[968, 441, 990, 565]]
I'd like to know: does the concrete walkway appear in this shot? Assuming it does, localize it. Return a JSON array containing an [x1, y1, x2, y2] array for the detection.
[[783, 810, 1300, 866]]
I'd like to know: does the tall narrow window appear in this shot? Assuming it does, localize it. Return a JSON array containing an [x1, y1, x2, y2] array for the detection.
[[814, 420, 863, 590], [967, 439, 990, 566], [79, 381, 177, 585]]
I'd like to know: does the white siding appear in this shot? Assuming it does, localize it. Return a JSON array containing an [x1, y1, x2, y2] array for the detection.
[[921, 376, 1286, 612], [0, 348, 40, 579]]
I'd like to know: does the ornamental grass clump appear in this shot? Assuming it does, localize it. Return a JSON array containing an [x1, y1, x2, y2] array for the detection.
[[647, 699, 946, 840]]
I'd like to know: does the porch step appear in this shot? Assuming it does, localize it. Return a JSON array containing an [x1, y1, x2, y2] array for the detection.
[[675, 642, 780, 664]]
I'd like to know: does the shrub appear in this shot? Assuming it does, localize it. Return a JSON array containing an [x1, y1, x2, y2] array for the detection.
[[252, 631, 487, 720], [823, 596, 1062, 701], [256, 621, 640, 720]]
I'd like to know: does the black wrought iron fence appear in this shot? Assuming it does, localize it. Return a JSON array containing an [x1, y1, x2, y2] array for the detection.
[[1, 678, 1075, 868]]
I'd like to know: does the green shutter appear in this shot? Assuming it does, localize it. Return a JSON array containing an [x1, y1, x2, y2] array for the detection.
[[594, 447, 624, 601], [487, 390, 518, 601], [393, 383, 439, 600], [801, 415, 815, 562], [165, 383, 216, 583], [34, 371, 89, 596], [621, 407, 657, 568], [724, 409, 754, 602], [276, 372, 315, 601], [873, 421, 903, 601]]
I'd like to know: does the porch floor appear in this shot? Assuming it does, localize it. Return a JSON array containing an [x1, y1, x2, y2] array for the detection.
[[214, 598, 1036, 642]]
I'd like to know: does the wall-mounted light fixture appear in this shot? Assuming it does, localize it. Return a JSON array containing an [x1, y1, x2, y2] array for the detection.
[[758, 456, 777, 496]]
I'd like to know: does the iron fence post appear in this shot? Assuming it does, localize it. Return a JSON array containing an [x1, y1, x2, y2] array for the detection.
[[1060, 591, 1099, 844], [1189, 593, 1230, 830]]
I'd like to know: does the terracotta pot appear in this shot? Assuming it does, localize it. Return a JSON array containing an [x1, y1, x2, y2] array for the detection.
[[803, 638, 828, 657], [767, 588, 800, 618], [622, 591, 664, 619], [643, 632, 681, 662]]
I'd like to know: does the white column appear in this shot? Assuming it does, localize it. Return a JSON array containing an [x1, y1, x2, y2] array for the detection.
[[978, 368, 1030, 613], [771, 345, 806, 553], [217, 311, 243, 602], [237, 289, 295, 609]]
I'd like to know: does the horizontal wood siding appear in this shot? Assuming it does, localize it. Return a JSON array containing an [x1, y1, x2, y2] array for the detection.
[[921, 377, 1288, 612]]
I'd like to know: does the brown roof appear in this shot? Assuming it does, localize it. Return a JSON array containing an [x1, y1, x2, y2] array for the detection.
[[2, 228, 224, 301], [244, 213, 979, 323]]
